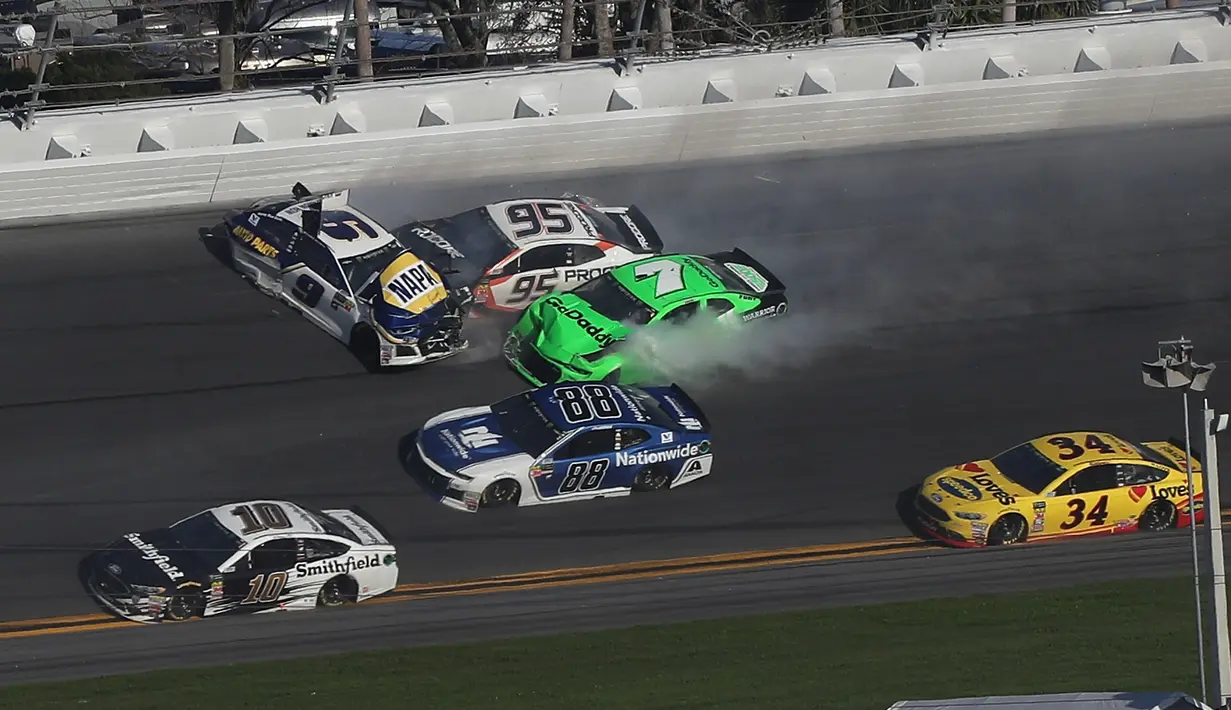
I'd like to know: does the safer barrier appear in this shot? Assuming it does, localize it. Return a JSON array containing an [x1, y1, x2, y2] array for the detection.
[[2, 9, 1231, 224]]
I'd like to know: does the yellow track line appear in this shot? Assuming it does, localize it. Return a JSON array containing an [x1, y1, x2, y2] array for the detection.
[[7, 506, 1226, 640]]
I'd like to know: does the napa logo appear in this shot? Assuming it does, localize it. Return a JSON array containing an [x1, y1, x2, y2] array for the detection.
[[380, 253, 447, 313], [938, 476, 983, 501]]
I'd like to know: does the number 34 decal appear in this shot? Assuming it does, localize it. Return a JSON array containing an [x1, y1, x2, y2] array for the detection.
[[1059, 494, 1110, 530]]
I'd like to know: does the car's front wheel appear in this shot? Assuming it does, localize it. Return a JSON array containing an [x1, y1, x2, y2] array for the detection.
[[1139, 499, 1178, 532], [481, 479, 521, 509], [164, 590, 204, 621], [986, 514, 1028, 546]]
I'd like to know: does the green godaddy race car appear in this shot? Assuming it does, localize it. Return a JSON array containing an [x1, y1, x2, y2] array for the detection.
[[503, 249, 788, 385]]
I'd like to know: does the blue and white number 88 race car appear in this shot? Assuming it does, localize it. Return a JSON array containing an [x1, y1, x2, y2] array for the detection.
[[406, 382, 714, 512]]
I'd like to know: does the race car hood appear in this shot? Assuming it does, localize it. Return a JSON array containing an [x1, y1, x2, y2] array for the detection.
[[524, 293, 629, 362], [920, 460, 1035, 509], [419, 408, 529, 473], [1142, 440, 1204, 475], [377, 252, 449, 315], [92, 528, 207, 589]]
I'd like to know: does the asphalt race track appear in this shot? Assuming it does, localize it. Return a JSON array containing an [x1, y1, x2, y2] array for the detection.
[[2, 119, 1231, 682]]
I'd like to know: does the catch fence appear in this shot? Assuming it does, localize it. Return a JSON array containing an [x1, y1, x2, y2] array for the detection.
[[0, 0, 1143, 127]]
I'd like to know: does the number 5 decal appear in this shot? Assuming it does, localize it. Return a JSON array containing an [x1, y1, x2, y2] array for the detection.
[[1059, 494, 1110, 530]]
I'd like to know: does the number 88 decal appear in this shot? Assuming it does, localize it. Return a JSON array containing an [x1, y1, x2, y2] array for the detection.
[[556, 385, 621, 424], [559, 459, 609, 494]]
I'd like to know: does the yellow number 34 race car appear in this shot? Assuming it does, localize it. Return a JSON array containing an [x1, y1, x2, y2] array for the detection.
[[914, 431, 1205, 547]]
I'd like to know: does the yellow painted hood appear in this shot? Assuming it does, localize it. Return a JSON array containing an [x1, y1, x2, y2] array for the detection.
[[379, 252, 448, 314], [921, 460, 1035, 509]]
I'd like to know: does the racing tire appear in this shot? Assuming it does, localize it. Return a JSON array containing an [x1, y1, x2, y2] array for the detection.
[[165, 591, 204, 621], [481, 479, 521, 509], [317, 575, 358, 607], [632, 466, 672, 493], [986, 514, 1028, 546], [1138, 499, 1178, 532]]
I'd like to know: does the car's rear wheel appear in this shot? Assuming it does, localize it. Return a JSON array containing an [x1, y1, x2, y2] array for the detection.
[[318, 575, 358, 607], [481, 479, 521, 508], [1139, 499, 1178, 532], [986, 514, 1028, 546], [633, 466, 672, 492]]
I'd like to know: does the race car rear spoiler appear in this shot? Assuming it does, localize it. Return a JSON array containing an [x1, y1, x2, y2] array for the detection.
[[623, 205, 664, 254], [286, 182, 352, 238], [655, 384, 711, 433], [710, 247, 787, 294]]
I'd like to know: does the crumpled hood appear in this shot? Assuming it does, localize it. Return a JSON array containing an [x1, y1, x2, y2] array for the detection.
[[420, 409, 528, 472], [921, 460, 1034, 508], [528, 293, 629, 360], [94, 528, 206, 588]]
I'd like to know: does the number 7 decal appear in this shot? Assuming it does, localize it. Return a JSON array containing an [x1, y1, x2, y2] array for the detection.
[[633, 260, 685, 298]]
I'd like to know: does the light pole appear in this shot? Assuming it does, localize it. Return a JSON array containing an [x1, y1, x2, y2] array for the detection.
[[1203, 401, 1231, 708], [1143, 337, 1216, 704]]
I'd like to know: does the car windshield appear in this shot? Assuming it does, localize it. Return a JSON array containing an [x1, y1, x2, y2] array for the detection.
[[296, 504, 362, 544], [340, 241, 403, 292], [169, 511, 243, 572], [572, 272, 655, 326], [989, 443, 1067, 494], [491, 392, 561, 457], [403, 208, 517, 289]]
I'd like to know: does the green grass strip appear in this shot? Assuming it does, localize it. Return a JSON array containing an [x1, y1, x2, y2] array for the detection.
[[2, 576, 1202, 710]]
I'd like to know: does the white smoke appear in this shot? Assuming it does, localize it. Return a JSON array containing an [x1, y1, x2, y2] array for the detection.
[[615, 306, 867, 391]]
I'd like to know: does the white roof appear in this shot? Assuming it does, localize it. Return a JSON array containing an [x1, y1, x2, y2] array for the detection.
[[483, 198, 602, 245], [204, 500, 330, 541], [889, 692, 1211, 710]]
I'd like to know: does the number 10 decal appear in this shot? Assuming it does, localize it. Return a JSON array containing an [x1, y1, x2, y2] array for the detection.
[[242, 571, 289, 604], [559, 459, 609, 494]]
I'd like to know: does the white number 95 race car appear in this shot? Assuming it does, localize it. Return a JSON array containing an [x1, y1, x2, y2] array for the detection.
[[205, 182, 473, 370]]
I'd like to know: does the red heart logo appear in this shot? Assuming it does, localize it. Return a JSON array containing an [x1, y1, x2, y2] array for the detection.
[[1129, 485, 1148, 502], [959, 462, 985, 473]]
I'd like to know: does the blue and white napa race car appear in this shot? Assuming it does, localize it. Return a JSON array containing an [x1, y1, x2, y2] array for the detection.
[[208, 182, 473, 369], [407, 382, 714, 512]]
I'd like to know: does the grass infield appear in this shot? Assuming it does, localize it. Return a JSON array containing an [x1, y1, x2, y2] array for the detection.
[[2, 576, 1200, 710]]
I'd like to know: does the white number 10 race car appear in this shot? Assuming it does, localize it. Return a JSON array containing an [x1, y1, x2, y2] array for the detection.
[[209, 183, 474, 369]]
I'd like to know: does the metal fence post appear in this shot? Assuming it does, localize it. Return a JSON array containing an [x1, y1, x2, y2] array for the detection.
[[620, 0, 649, 75], [319, 0, 354, 104], [20, 12, 58, 131]]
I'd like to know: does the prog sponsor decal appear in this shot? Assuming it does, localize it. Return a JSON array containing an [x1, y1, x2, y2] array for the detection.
[[616, 441, 710, 467], [563, 267, 611, 282], [724, 263, 769, 293], [543, 296, 617, 347], [231, 225, 280, 258], [380, 253, 448, 313], [123, 533, 186, 581], [970, 473, 1017, 505], [938, 476, 983, 501], [293, 553, 382, 578], [741, 302, 787, 323]]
